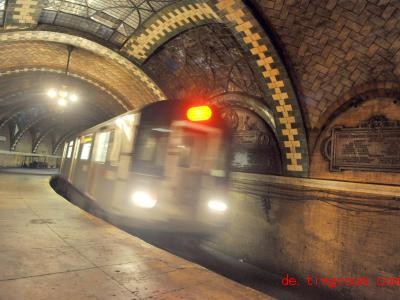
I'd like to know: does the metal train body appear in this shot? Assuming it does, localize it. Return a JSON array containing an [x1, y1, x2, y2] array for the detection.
[[57, 100, 230, 234]]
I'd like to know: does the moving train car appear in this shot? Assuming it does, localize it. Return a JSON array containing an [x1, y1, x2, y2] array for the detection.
[[53, 100, 231, 234]]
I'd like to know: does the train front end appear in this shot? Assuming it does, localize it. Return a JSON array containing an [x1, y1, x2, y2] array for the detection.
[[124, 100, 231, 234]]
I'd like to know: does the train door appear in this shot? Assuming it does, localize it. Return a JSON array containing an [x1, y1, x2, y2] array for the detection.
[[68, 137, 80, 182], [71, 134, 93, 192], [87, 130, 115, 207], [60, 140, 74, 179], [164, 122, 223, 213]]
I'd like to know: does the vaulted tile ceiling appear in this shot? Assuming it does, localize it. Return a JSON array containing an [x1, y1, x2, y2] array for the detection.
[[0, 0, 398, 176]]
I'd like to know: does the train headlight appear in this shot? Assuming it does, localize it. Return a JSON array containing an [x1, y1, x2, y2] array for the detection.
[[208, 199, 227, 212], [131, 191, 157, 208]]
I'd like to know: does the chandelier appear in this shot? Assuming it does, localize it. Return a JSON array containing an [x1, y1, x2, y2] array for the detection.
[[47, 45, 79, 107]]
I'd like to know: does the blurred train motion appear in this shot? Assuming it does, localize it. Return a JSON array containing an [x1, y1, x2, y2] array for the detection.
[[52, 100, 231, 234]]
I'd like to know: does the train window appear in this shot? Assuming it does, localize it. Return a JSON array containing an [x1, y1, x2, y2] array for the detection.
[[93, 131, 110, 163], [115, 114, 137, 154], [134, 127, 169, 175], [80, 143, 92, 160], [66, 141, 74, 158], [178, 129, 207, 169], [109, 130, 121, 163]]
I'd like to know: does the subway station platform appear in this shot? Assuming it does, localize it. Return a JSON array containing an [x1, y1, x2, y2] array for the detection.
[[0, 171, 271, 300]]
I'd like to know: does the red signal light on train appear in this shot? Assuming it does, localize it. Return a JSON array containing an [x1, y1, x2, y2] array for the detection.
[[186, 105, 212, 122]]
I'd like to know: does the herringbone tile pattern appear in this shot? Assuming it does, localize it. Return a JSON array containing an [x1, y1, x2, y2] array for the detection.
[[253, 0, 400, 127]]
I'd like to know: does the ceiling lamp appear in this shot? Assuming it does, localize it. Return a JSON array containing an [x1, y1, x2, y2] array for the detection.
[[47, 45, 79, 107], [47, 89, 57, 98], [58, 98, 67, 107], [69, 93, 78, 102]]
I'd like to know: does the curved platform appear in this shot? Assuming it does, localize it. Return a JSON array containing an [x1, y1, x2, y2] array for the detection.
[[0, 172, 271, 300]]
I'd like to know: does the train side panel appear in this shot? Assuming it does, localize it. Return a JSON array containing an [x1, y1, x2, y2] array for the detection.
[[88, 113, 139, 212], [59, 112, 139, 212], [71, 134, 93, 192]]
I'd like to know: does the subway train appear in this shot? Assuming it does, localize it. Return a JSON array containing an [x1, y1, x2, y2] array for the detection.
[[52, 100, 231, 234]]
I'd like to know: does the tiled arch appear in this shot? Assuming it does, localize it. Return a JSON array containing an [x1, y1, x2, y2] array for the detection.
[[0, 31, 165, 101], [123, 0, 309, 176], [0, 68, 128, 110], [0, 0, 310, 176], [213, 0, 308, 176], [121, 0, 223, 63]]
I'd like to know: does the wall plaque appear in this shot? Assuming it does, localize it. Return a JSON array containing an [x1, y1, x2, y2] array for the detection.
[[323, 116, 400, 172]]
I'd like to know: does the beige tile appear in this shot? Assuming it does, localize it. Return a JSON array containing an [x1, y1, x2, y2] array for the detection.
[[0, 268, 132, 300], [100, 259, 184, 283], [120, 267, 213, 299], [0, 226, 67, 250], [75, 239, 157, 266], [0, 246, 93, 280]]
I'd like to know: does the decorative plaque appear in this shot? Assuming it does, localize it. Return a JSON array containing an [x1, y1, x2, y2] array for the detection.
[[323, 116, 400, 172]]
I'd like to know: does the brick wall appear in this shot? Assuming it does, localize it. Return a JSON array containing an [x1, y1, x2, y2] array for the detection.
[[211, 175, 400, 299]]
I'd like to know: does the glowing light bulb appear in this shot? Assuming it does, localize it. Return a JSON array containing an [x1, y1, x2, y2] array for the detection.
[[58, 98, 67, 107], [69, 94, 78, 102], [47, 89, 57, 98], [59, 90, 68, 98], [208, 199, 227, 212]]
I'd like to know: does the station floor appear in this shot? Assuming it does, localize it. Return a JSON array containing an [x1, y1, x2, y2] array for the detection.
[[0, 171, 272, 300]]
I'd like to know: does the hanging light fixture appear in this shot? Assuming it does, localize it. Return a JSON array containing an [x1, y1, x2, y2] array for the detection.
[[47, 45, 79, 107]]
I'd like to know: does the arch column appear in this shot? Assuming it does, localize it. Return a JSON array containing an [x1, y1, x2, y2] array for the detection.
[[213, 0, 309, 176]]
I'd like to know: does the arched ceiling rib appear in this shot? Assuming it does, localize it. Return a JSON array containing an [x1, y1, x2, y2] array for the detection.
[[0, 39, 162, 108], [0, 72, 124, 116], [40, 0, 178, 46], [0, 1, 4, 26], [0, 71, 125, 151]]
